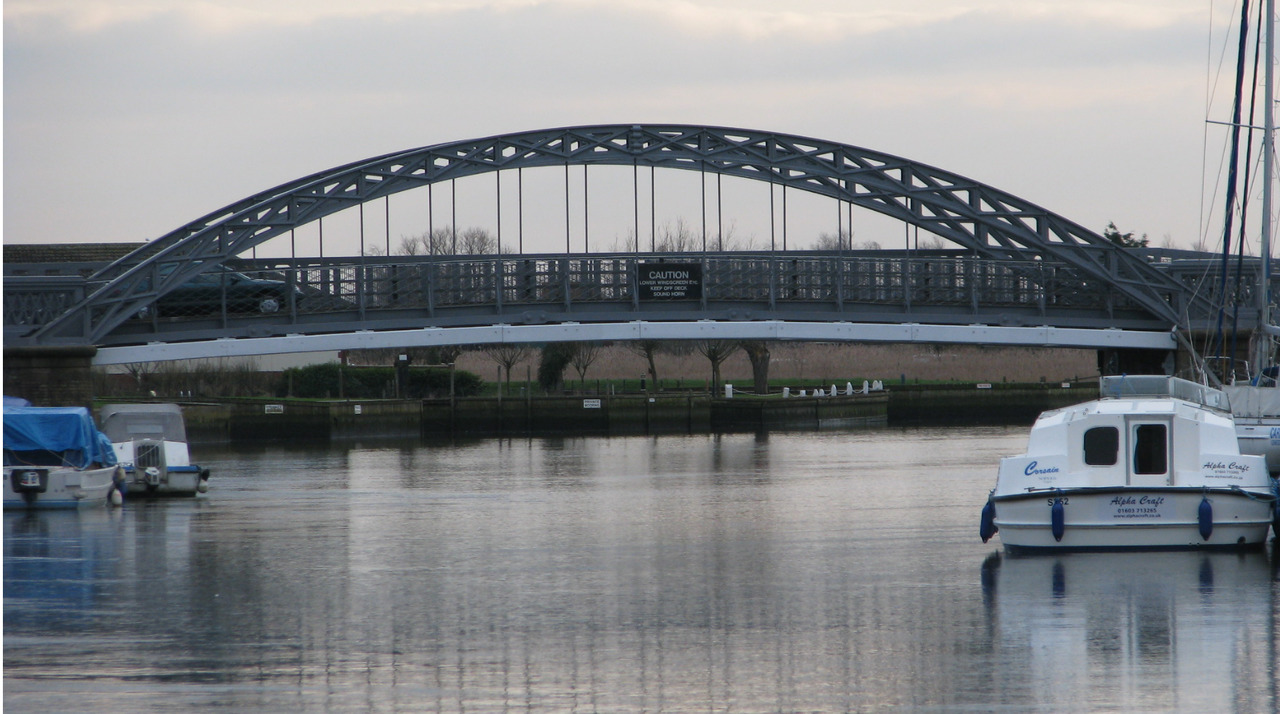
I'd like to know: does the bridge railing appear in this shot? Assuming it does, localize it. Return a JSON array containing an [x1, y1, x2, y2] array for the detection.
[[3, 276, 87, 333], [247, 252, 1127, 316], [1158, 258, 1264, 315]]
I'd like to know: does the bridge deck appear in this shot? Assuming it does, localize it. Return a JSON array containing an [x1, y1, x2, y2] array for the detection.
[[4, 250, 1266, 360]]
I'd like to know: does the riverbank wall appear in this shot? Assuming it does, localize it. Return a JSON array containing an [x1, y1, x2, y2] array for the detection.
[[169, 382, 1094, 443], [889, 382, 1097, 425]]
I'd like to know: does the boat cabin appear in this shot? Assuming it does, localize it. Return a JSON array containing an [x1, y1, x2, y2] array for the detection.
[[999, 376, 1249, 492]]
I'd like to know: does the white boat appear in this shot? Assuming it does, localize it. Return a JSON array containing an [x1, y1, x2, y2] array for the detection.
[[1223, 382, 1280, 473], [981, 375, 1279, 551], [3, 405, 123, 510], [99, 403, 210, 497]]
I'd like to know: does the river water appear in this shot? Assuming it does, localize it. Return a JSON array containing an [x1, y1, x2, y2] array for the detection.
[[4, 427, 1278, 712]]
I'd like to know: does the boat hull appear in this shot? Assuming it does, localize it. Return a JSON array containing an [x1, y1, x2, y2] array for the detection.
[[3, 465, 120, 510], [118, 465, 205, 497], [1234, 418, 1280, 475], [992, 488, 1275, 552]]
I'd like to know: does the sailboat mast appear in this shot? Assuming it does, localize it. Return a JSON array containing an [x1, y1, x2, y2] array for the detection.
[[1255, 0, 1275, 373], [1264, 0, 1273, 318]]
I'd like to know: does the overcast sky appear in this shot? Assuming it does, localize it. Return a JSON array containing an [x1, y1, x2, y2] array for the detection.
[[2, 0, 1258, 254]]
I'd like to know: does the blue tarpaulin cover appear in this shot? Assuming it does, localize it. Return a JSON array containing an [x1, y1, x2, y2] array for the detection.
[[3, 406, 118, 469]]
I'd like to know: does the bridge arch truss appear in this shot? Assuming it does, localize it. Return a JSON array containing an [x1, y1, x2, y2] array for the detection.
[[27, 124, 1201, 346]]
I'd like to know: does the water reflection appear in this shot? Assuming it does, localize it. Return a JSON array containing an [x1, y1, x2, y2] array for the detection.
[[981, 550, 1277, 712], [4, 509, 119, 629], [4, 429, 1277, 712]]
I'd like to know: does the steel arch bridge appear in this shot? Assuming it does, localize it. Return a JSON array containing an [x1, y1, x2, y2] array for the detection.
[[12, 124, 1212, 355]]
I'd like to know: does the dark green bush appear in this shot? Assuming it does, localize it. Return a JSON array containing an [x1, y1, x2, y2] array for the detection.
[[278, 363, 481, 399], [537, 343, 576, 392]]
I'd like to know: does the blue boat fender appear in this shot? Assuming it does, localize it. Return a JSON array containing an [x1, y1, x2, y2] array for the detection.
[[1050, 496, 1065, 542], [980, 498, 998, 543], [1198, 495, 1214, 541]]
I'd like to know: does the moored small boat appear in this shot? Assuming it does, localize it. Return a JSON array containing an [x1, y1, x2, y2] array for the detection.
[[1222, 383, 1280, 475], [99, 403, 210, 497], [3, 405, 123, 510], [981, 376, 1279, 551]]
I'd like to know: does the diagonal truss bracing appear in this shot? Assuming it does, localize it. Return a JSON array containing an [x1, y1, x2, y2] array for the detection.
[[32, 124, 1200, 344]]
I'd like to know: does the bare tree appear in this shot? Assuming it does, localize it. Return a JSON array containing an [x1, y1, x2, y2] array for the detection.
[[740, 341, 772, 395], [396, 232, 428, 255], [568, 342, 605, 388], [429, 227, 456, 255], [812, 230, 852, 251], [395, 227, 464, 255], [122, 362, 160, 393], [629, 340, 664, 391], [622, 217, 758, 253], [715, 220, 761, 251], [459, 227, 496, 254], [808, 229, 892, 251], [694, 340, 741, 395], [483, 344, 533, 394], [655, 218, 700, 252]]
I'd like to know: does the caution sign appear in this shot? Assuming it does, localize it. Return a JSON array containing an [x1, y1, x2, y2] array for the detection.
[[638, 262, 702, 300]]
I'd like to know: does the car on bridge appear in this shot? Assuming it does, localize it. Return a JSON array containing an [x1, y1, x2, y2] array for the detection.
[[135, 265, 300, 319]]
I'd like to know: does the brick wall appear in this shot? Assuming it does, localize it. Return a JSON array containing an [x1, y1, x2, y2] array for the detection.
[[4, 346, 97, 408]]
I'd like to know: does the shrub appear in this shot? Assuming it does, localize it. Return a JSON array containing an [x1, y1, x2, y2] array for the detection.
[[278, 363, 481, 399]]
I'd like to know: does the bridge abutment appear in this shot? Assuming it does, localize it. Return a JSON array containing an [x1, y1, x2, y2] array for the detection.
[[4, 346, 97, 408]]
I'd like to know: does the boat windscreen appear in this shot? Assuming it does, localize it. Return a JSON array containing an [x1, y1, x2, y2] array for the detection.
[[1100, 376, 1230, 411], [99, 405, 188, 442]]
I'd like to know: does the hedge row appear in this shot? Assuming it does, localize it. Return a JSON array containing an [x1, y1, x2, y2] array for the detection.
[[278, 363, 482, 399]]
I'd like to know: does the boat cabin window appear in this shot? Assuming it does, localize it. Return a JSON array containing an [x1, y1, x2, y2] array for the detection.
[[1133, 424, 1168, 475], [1083, 426, 1119, 466]]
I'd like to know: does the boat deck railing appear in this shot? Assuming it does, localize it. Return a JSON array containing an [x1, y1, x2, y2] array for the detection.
[[1100, 375, 1231, 411]]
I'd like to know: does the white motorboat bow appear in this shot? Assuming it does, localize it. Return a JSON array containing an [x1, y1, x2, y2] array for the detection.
[[99, 403, 210, 497], [981, 376, 1279, 551]]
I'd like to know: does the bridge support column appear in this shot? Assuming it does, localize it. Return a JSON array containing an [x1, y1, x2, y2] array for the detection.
[[1097, 347, 1175, 377], [3, 346, 98, 408]]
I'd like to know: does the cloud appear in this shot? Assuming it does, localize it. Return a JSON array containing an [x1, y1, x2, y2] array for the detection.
[[5, 0, 1211, 38], [1, 0, 1226, 247]]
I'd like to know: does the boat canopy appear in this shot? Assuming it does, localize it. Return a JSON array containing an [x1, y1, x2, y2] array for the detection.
[[2, 406, 118, 469], [98, 403, 189, 443]]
